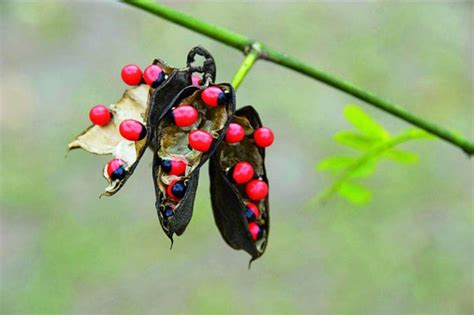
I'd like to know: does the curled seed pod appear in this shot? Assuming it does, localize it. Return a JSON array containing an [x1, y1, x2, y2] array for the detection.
[[153, 82, 236, 240], [209, 106, 270, 262], [68, 57, 192, 197]]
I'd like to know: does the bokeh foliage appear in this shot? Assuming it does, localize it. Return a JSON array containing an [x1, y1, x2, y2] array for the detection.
[[1, 1, 472, 314], [315, 104, 433, 205]]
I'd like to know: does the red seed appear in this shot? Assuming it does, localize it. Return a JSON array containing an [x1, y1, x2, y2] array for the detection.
[[232, 161, 254, 184], [119, 119, 147, 141], [172, 105, 198, 127], [254, 127, 274, 148], [188, 130, 213, 152], [248, 222, 261, 241], [245, 179, 268, 201], [143, 64, 164, 88], [225, 123, 245, 143], [121, 64, 142, 86], [191, 75, 201, 86], [171, 160, 187, 176], [106, 158, 127, 180], [89, 105, 111, 126], [201, 86, 225, 107]]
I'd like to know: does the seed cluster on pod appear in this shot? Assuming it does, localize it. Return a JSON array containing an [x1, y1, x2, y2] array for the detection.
[[156, 84, 232, 222], [212, 106, 274, 248], [69, 47, 272, 261], [226, 122, 273, 205], [87, 63, 168, 184]]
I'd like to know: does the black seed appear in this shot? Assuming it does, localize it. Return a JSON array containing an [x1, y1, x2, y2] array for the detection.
[[166, 110, 176, 124], [217, 91, 226, 106], [151, 71, 165, 88], [244, 207, 256, 222], [161, 160, 172, 173], [138, 125, 147, 140], [163, 206, 174, 218], [171, 181, 186, 199], [111, 166, 126, 181]]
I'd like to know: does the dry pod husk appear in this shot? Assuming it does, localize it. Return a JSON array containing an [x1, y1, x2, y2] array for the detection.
[[153, 83, 236, 240], [68, 58, 191, 196], [209, 106, 270, 261]]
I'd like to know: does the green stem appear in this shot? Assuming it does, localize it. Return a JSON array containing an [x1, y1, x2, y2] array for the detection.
[[231, 44, 261, 90], [122, 0, 474, 156]]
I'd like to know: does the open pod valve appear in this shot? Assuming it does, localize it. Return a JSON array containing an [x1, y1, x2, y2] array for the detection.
[[209, 106, 272, 262], [153, 82, 236, 240]]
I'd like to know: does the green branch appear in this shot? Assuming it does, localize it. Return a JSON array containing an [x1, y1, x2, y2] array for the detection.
[[122, 0, 474, 156], [231, 43, 261, 90]]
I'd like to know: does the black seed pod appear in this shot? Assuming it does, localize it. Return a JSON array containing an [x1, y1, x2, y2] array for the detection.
[[209, 106, 270, 262], [153, 82, 236, 240]]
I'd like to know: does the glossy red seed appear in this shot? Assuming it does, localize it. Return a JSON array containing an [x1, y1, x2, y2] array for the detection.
[[225, 123, 245, 143], [232, 161, 254, 184], [188, 130, 213, 152], [170, 159, 187, 176], [143, 64, 164, 87], [173, 105, 198, 127], [191, 75, 201, 86], [201, 86, 224, 107], [106, 158, 126, 180], [89, 105, 111, 126], [254, 127, 274, 148], [245, 179, 268, 201], [121, 64, 142, 86], [246, 202, 260, 219], [248, 222, 261, 241], [119, 119, 146, 141]]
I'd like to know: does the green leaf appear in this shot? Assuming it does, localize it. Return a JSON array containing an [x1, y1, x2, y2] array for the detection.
[[338, 181, 372, 205], [349, 158, 378, 178], [316, 156, 354, 172], [344, 105, 390, 140], [334, 131, 379, 150], [384, 149, 419, 164]]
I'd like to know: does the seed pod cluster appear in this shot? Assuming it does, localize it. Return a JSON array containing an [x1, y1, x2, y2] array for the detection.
[[210, 106, 271, 260], [68, 47, 273, 262]]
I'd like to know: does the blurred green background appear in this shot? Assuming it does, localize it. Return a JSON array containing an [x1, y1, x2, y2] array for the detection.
[[1, 1, 472, 314]]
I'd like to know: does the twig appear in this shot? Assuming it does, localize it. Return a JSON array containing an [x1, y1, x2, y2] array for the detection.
[[121, 0, 474, 156]]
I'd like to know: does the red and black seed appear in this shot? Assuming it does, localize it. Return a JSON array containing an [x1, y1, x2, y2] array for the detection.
[[248, 222, 263, 241], [160, 159, 187, 176], [119, 119, 147, 141], [106, 158, 127, 181], [167, 180, 187, 201], [143, 64, 165, 88], [244, 202, 259, 222]]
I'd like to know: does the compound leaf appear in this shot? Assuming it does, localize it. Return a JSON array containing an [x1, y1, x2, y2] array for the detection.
[[344, 104, 390, 140], [334, 130, 378, 150], [316, 156, 354, 172], [338, 181, 372, 205]]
